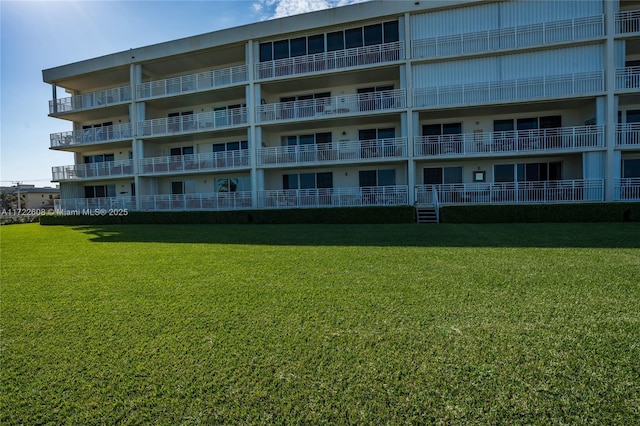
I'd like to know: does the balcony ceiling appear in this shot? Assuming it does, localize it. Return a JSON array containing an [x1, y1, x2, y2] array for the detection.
[[141, 45, 245, 80]]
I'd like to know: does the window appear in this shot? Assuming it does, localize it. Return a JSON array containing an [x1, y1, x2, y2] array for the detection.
[[364, 24, 383, 46], [170, 146, 194, 156], [627, 110, 640, 124], [623, 158, 640, 178], [423, 167, 462, 185], [327, 31, 344, 51], [308, 34, 325, 54], [357, 85, 394, 111], [423, 123, 462, 136], [290, 37, 306, 57], [273, 39, 289, 60], [84, 185, 115, 198], [494, 162, 562, 182], [213, 141, 248, 152], [494, 119, 514, 132], [345, 27, 363, 49], [283, 172, 333, 189], [517, 117, 538, 130], [171, 181, 184, 195], [84, 153, 114, 163], [259, 42, 273, 62], [383, 21, 399, 43], [540, 115, 561, 129], [216, 177, 250, 193], [359, 169, 395, 187]]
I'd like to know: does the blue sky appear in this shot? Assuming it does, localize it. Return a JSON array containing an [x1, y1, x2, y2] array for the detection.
[[0, 0, 364, 187]]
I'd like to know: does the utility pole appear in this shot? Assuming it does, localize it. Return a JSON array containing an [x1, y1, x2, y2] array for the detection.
[[12, 181, 22, 210]]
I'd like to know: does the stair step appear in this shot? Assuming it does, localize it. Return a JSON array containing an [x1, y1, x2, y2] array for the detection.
[[416, 206, 439, 224]]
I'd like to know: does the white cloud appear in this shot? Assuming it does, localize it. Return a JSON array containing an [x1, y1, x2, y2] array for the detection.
[[253, 0, 369, 20]]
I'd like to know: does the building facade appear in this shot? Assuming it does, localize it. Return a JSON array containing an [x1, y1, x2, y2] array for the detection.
[[43, 0, 640, 221]]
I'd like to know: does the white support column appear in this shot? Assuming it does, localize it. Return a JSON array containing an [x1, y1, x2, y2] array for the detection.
[[130, 63, 143, 210], [603, 0, 618, 201]]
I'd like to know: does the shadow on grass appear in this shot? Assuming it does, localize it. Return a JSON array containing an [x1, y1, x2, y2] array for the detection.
[[72, 223, 640, 248]]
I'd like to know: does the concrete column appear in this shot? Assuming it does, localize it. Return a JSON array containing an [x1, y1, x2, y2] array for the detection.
[[604, 0, 618, 201], [51, 84, 58, 114]]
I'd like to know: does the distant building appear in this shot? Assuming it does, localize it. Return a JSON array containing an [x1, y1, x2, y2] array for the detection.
[[42, 0, 640, 222], [1, 185, 60, 211]]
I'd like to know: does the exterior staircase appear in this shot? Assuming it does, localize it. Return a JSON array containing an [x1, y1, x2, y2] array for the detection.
[[416, 204, 439, 223]]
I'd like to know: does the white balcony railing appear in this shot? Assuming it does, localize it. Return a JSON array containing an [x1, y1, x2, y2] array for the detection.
[[414, 72, 604, 109], [50, 85, 132, 114], [415, 125, 603, 158], [139, 150, 249, 174], [138, 108, 247, 138], [259, 185, 408, 209], [616, 9, 640, 34], [615, 66, 640, 91], [257, 89, 406, 123], [614, 178, 640, 201], [616, 123, 640, 146], [52, 160, 135, 181], [415, 179, 604, 205], [137, 65, 248, 100], [256, 41, 404, 80], [139, 192, 253, 211], [413, 15, 603, 59], [54, 197, 136, 213], [50, 123, 133, 148], [258, 138, 407, 166]]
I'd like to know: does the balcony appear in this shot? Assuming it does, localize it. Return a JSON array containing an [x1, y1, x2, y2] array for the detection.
[[139, 150, 249, 175], [257, 89, 406, 123], [138, 108, 248, 138], [617, 123, 640, 146], [615, 66, 640, 91], [137, 65, 248, 100], [54, 197, 136, 212], [414, 72, 604, 109], [256, 41, 403, 80], [414, 125, 604, 158], [50, 123, 133, 149], [614, 178, 640, 201], [258, 138, 407, 167], [259, 185, 408, 209], [52, 159, 134, 181], [415, 179, 604, 205], [616, 9, 640, 34], [139, 192, 252, 211], [413, 15, 603, 60], [50, 86, 132, 114]]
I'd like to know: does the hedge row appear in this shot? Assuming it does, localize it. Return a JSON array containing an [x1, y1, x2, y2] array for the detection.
[[39, 206, 416, 226], [439, 202, 640, 223]]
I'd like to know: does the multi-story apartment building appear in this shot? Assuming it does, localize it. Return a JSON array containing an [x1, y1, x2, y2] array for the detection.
[[43, 0, 640, 221]]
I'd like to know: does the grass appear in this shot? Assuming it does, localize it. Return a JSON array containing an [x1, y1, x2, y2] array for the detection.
[[1, 223, 639, 424]]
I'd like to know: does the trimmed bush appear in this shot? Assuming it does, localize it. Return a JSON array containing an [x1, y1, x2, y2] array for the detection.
[[39, 206, 416, 226], [439, 202, 640, 223]]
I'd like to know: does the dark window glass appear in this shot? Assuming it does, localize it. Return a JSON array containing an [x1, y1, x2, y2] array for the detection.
[[345, 27, 363, 48], [84, 186, 95, 198], [171, 181, 183, 195], [359, 129, 377, 141], [286, 136, 297, 146], [183, 146, 194, 155], [315, 132, 332, 144], [443, 167, 463, 184], [273, 39, 289, 60], [540, 115, 562, 128], [131, 183, 136, 196], [383, 21, 399, 43], [241, 141, 248, 150], [549, 161, 562, 180], [95, 186, 106, 198], [308, 34, 325, 54], [84, 156, 93, 164], [525, 163, 543, 181], [378, 169, 396, 186], [317, 172, 333, 188], [423, 124, 441, 136], [170, 147, 182, 156], [627, 110, 640, 123], [300, 173, 315, 189], [494, 164, 515, 182], [364, 24, 383, 46], [260, 42, 273, 62], [299, 134, 314, 145], [359, 170, 377, 187], [378, 128, 395, 139], [517, 117, 538, 130], [327, 31, 344, 51], [442, 123, 462, 134], [290, 37, 306, 57], [227, 142, 240, 151], [283, 174, 298, 190], [494, 119, 514, 132], [423, 168, 443, 185], [623, 159, 640, 178], [213, 143, 226, 152], [517, 163, 525, 181], [107, 185, 116, 197]]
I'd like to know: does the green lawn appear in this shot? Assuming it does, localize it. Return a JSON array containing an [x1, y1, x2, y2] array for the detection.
[[1, 223, 639, 424]]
